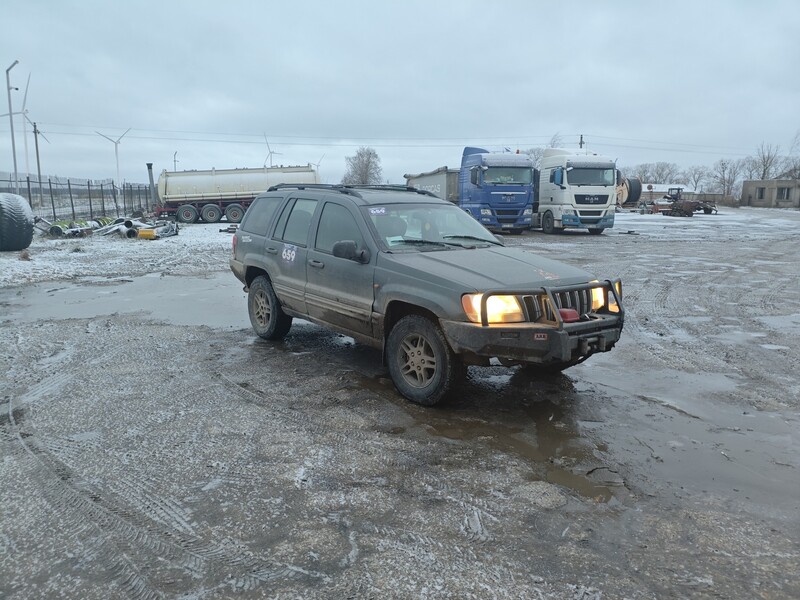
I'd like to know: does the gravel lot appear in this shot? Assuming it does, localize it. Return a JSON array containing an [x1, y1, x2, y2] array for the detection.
[[1, 208, 798, 599]]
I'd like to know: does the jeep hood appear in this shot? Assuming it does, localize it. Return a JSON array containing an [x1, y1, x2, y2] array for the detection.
[[378, 246, 595, 291]]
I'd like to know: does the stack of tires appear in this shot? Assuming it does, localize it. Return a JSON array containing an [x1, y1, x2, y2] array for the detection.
[[0, 193, 35, 252]]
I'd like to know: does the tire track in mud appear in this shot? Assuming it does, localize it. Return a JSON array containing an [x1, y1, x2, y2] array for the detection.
[[2, 324, 331, 598]]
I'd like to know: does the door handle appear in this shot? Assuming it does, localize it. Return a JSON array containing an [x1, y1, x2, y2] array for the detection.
[[266, 247, 278, 254], [308, 259, 324, 269]]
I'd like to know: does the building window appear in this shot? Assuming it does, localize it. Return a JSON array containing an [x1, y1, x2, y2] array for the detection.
[[756, 187, 765, 200], [776, 187, 791, 201]]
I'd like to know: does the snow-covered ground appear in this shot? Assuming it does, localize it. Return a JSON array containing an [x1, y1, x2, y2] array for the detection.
[[2, 207, 799, 288]]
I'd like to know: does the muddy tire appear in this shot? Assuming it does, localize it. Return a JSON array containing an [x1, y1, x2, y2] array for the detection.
[[541, 211, 556, 234], [248, 275, 292, 340], [200, 204, 222, 223], [225, 203, 245, 223], [176, 205, 198, 223], [0, 193, 35, 252], [387, 315, 463, 406]]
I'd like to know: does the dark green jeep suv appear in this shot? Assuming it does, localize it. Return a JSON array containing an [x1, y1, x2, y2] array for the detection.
[[230, 184, 624, 405]]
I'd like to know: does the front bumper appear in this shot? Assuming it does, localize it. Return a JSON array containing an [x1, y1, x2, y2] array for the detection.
[[561, 212, 615, 229], [441, 315, 623, 365]]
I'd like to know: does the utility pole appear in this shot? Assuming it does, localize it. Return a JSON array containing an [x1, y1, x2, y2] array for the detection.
[[5, 60, 19, 194], [579, 134, 584, 149], [173, 151, 178, 170], [33, 122, 46, 207]]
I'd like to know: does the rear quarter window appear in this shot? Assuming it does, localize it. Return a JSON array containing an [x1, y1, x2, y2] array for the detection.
[[240, 196, 283, 234]]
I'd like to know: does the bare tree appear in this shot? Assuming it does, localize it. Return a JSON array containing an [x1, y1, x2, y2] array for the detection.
[[341, 147, 383, 185], [780, 130, 800, 179], [709, 158, 744, 198], [682, 165, 708, 191], [651, 162, 681, 184], [628, 163, 654, 183], [753, 142, 782, 180], [522, 147, 545, 169], [548, 133, 563, 148]]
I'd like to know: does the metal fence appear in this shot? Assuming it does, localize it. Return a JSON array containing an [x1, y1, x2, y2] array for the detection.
[[0, 176, 153, 222]]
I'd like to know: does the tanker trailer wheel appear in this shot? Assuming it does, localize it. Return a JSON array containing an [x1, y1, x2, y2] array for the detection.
[[200, 204, 222, 223], [248, 275, 292, 340], [225, 204, 245, 223], [386, 315, 464, 406], [0, 193, 35, 252], [176, 205, 199, 223], [541, 211, 557, 234]]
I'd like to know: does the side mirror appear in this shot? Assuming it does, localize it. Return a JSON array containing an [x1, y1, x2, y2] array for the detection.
[[493, 233, 505, 246], [553, 167, 563, 186], [332, 240, 370, 263]]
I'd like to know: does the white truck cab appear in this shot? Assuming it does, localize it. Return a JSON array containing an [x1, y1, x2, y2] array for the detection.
[[535, 148, 617, 235]]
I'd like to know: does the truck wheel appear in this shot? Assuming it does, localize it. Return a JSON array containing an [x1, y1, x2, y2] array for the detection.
[[387, 315, 463, 406], [0, 193, 35, 252], [248, 275, 292, 340], [541, 211, 556, 234], [703, 207, 713, 215], [225, 203, 245, 223], [588, 228, 604, 235], [176, 205, 198, 223], [201, 204, 222, 223]]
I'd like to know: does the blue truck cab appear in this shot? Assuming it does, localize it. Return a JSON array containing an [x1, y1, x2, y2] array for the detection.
[[458, 147, 535, 233]]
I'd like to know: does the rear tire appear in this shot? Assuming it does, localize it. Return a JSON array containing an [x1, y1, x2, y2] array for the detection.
[[201, 204, 222, 223], [387, 315, 463, 406], [225, 203, 245, 223], [0, 193, 35, 252], [248, 275, 292, 340], [176, 205, 198, 223]]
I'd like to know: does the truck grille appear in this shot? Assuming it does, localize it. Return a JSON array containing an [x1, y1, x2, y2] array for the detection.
[[495, 209, 521, 216], [575, 194, 609, 205]]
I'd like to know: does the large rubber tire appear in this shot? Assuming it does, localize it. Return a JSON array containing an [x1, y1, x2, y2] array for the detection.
[[627, 178, 642, 205], [703, 207, 713, 215], [0, 193, 35, 252], [386, 315, 464, 406], [248, 275, 292, 340], [541, 211, 556, 234], [225, 203, 245, 223], [200, 204, 222, 223], [176, 205, 199, 223]]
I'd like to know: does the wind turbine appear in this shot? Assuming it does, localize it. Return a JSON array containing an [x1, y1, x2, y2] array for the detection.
[[96, 127, 131, 189], [263, 134, 282, 167]]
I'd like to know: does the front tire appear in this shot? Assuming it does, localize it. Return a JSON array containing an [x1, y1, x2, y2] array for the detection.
[[387, 315, 463, 406], [541, 211, 556, 234], [248, 276, 292, 340]]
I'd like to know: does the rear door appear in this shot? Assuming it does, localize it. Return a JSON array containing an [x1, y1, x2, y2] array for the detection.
[[304, 200, 376, 337], [267, 196, 318, 315]]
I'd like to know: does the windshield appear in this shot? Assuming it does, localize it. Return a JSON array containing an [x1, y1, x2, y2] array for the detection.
[[566, 167, 615, 186], [483, 166, 532, 185], [365, 203, 500, 250]]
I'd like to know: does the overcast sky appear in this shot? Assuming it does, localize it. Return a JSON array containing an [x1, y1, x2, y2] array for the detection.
[[1, 0, 798, 186]]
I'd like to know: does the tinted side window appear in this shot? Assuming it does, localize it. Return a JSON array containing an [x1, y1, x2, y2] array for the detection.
[[240, 196, 282, 234], [315, 203, 363, 253], [277, 198, 317, 246]]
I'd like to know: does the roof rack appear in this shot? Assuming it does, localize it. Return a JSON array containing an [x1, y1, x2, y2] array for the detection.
[[266, 183, 362, 196], [266, 183, 438, 198], [343, 184, 438, 197]]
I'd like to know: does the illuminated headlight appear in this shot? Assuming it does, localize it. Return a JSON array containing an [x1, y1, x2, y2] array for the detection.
[[590, 280, 622, 313], [462, 294, 524, 323], [523, 208, 532, 216], [480, 209, 493, 216]]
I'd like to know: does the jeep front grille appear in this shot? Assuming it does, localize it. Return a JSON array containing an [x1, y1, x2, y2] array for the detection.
[[522, 288, 592, 322]]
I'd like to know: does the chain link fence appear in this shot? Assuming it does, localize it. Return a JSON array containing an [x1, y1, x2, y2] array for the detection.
[[0, 174, 153, 222]]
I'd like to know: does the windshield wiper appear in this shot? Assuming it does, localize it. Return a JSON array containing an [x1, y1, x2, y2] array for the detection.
[[442, 235, 502, 246]]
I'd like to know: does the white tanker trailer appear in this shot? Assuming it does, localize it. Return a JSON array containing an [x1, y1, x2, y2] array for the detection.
[[150, 165, 320, 223]]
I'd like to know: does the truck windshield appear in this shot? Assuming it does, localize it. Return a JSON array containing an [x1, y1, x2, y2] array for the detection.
[[483, 167, 532, 185], [566, 168, 615, 186]]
